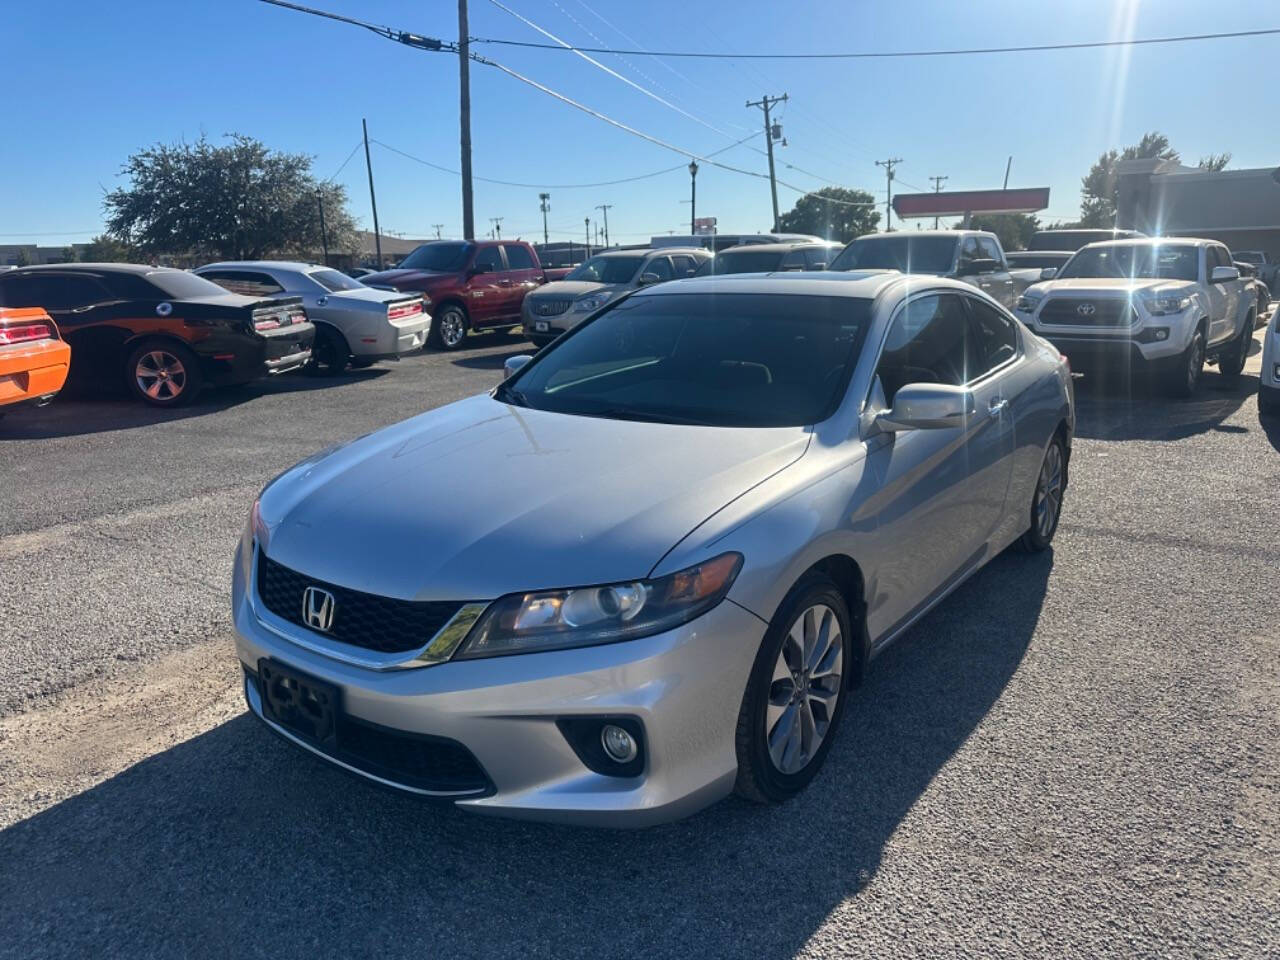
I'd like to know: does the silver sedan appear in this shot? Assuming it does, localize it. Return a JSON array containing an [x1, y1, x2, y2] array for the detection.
[[196, 261, 431, 373], [231, 272, 1073, 826]]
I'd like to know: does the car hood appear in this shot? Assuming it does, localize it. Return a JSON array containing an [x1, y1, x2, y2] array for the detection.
[[259, 394, 810, 601], [527, 280, 622, 299], [359, 268, 451, 288], [1036, 277, 1195, 296]]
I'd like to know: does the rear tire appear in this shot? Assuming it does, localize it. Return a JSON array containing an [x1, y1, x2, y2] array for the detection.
[[1217, 314, 1253, 379], [125, 340, 202, 407], [1018, 434, 1067, 552], [734, 574, 854, 804], [307, 325, 350, 376], [429, 304, 468, 350], [1166, 329, 1205, 398]]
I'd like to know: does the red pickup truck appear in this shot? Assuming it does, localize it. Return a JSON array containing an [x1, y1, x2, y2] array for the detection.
[[364, 240, 570, 350]]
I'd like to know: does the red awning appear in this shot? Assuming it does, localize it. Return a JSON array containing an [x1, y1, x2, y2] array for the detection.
[[893, 188, 1050, 218]]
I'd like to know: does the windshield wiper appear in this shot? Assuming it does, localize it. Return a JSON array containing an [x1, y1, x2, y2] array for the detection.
[[494, 382, 529, 407]]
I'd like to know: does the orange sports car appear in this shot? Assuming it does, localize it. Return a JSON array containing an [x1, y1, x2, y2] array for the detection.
[[0, 307, 71, 411]]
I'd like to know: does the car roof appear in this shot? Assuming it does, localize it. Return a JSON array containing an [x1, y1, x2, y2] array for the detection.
[[634, 269, 939, 300], [852, 229, 991, 239], [11, 262, 180, 275], [1078, 237, 1206, 249], [591, 248, 703, 259], [716, 242, 842, 254], [198, 261, 326, 273]]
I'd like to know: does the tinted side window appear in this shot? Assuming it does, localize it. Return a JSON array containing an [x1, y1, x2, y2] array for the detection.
[[199, 270, 284, 296], [967, 298, 1019, 376], [7, 274, 111, 311], [977, 237, 1003, 265], [502, 244, 535, 270], [875, 294, 974, 403], [0, 274, 49, 308], [957, 237, 980, 268], [643, 257, 673, 281], [804, 247, 832, 268], [670, 255, 698, 277], [474, 246, 503, 272], [780, 250, 808, 270]]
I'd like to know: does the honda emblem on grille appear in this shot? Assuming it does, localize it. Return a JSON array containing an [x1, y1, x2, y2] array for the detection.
[[302, 587, 336, 632], [1076, 303, 1096, 317]]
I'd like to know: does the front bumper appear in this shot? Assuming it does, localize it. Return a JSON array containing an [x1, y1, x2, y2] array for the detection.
[[232, 541, 766, 826]]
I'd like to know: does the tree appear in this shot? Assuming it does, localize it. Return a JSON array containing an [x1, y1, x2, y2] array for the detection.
[[1079, 131, 1179, 228], [966, 213, 1040, 252], [1198, 152, 1231, 173], [777, 187, 880, 243], [103, 134, 358, 260], [80, 234, 134, 263], [14, 247, 30, 267]]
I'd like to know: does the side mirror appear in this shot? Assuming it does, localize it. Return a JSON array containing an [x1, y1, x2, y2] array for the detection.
[[1211, 265, 1239, 283], [503, 354, 533, 379], [637, 272, 662, 286], [1039, 267, 1058, 281], [958, 257, 999, 276], [469, 262, 495, 277], [875, 383, 975, 432]]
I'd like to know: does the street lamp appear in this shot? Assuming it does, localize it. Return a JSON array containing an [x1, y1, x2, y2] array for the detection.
[[688, 160, 698, 236]]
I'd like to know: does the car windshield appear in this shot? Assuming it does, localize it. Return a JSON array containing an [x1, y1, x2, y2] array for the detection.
[[566, 256, 645, 284], [309, 268, 365, 292], [145, 270, 235, 299], [1057, 244, 1199, 281], [829, 236, 957, 274], [502, 292, 872, 427], [1233, 251, 1263, 264], [701, 250, 786, 275], [397, 242, 470, 272]]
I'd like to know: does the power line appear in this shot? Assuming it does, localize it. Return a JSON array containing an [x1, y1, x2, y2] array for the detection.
[[469, 26, 1280, 59], [259, 0, 453, 50], [324, 138, 364, 182]]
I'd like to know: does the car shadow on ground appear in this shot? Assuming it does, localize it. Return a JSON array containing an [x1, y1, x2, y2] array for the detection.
[[1072, 371, 1258, 442], [448, 329, 535, 371], [0, 549, 1052, 959], [0, 368, 391, 441]]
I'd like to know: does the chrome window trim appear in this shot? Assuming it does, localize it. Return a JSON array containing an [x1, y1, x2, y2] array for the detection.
[[248, 544, 488, 671]]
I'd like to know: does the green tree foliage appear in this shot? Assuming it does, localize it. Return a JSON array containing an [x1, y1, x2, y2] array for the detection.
[[1197, 152, 1231, 173], [1079, 131, 1179, 228], [104, 134, 358, 260], [80, 234, 134, 262], [14, 248, 31, 267], [966, 213, 1040, 252], [777, 187, 880, 243]]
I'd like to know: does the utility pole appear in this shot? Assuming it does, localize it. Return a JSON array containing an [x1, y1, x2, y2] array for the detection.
[[875, 157, 902, 232], [688, 160, 698, 236], [315, 188, 329, 265], [595, 204, 612, 247], [746, 93, 788, 231], [1003, 156, 1013, 190], [362, 118, 383, 267], [432, 224, 444, 239], [584, 216, 591, 257], [490, 217, 503, 240], [928, 175, 948, 229], [458, 0, 475, 240], [539, 193, 550, 245]]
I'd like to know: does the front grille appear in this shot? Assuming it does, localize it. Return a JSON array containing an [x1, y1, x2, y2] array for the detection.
[[532, 299, 572, 317], [1039, 297, 1136, 327], [256, 551, 464, 654]]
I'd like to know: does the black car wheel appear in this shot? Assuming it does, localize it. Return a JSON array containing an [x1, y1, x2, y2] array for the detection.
[[429, 305, 468, 350], [734, 573, 854, 804], [1018, 434, 1067, 552], [1217, 314, 1254, 379], [308, 325, 350, 375], [1167, 329, 1205, 398], [125, 341, 202, 407]]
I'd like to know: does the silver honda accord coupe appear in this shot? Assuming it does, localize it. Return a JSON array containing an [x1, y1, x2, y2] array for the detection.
[[232, 271, 1073, 826]]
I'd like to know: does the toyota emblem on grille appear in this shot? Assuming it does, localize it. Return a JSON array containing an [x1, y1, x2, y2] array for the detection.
[[302, 586, 336, 632], [1076, 303, 1097, 316]]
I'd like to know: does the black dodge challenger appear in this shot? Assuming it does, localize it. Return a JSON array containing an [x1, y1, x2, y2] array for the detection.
[[0, 264, 314, 406]]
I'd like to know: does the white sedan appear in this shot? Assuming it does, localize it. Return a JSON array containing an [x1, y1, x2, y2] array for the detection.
[[196, 261, 431, 374]]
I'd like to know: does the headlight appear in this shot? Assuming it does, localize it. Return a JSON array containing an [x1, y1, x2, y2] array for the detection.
[[1015, 294, 1042, 313], [1143, 294, 1192, 316], [455, 553, 743, 659], [573, 294, 610, 312]]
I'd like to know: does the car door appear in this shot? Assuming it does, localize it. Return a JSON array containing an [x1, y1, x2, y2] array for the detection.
[[1200, 245, 1235, 346], [465, 245, 506, 327], [860, 291, 993, 642], [669, 254, 699, 279], [958, 294, 1018, 533], [977, 236, 1017, 308], [639, 255, 674, 287], [500, 244, 541, 320], [3, 272, 117, 382], [955, 236, 982, 292]]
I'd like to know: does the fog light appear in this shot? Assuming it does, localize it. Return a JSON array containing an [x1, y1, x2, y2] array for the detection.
[[1154, 329, 1168, 341], [1274, 363, 1280, 380], [600, 724, 638, 763]]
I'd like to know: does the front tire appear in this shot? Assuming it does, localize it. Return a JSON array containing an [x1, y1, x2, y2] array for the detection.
[[429, 304, 468, 350], [1018, 434, 1067, 552], [125, 341, 202, 407], [1217, 314, 1253, 379], [1166, 329, 1205, 398], [734, 575, 854, 804]]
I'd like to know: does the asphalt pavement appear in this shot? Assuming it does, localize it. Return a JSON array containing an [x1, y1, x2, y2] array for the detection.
[[0, 328, 1277, 959]]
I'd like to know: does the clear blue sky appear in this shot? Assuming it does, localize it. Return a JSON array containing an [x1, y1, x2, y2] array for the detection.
[[4, 0, 1278, 245]]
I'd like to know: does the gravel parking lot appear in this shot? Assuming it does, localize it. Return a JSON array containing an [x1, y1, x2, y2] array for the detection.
[[1, 329, 1277, 959]]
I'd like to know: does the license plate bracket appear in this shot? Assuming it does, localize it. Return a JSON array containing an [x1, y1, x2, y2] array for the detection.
[[534, 320, 549, 332], [258, 659, 340, 745]]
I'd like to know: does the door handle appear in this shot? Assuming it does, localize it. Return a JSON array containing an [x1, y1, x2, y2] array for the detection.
[[988, 397, 1008, 418]]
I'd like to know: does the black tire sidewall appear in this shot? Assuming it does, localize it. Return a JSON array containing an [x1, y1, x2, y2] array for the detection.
[[309, 325, 349, 375], [125, 340, 202, 407], [1219, 316, 1252, 378], [1169, 331, 1205, 397], [432, 306, 468, 350], [1021, 435, 1066, 551], [737, 576, 854, 803]]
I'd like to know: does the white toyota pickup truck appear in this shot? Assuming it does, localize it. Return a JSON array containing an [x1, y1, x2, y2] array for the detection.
[[1013, 238, 1255, 396]]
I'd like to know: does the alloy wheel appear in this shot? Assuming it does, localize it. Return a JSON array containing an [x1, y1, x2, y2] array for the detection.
[[135, 350, 187, 402], [1186, 336, 1204, 392], [1034, 442, 1064, 540], [440, 310, 466, 348], [766, 603, 843, 775]]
